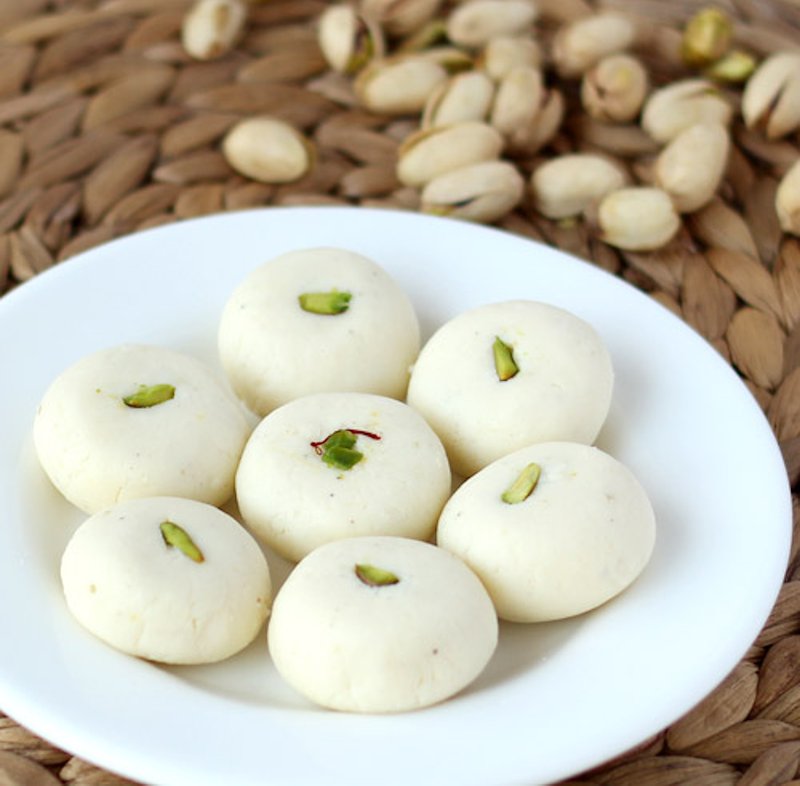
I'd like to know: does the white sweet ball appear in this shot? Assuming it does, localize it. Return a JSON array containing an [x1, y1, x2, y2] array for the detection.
[[33, 344, 251, 513], [267, 536, 498, 712], [436, 441, 656, 622], [61, 497, 272, 664], [236, 392, 452, 562], [406, 300, 613, 477], [218, 247, 421, 416]]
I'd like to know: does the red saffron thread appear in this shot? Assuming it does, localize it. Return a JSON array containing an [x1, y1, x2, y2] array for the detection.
[[310, 428, 382, 455]]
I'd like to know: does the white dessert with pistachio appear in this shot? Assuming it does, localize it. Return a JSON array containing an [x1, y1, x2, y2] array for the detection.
[[267, 535, 498, 712], [217, 247, 421, 417], [406, 300, 614, 477], [33, 344, 251, 513], [436, 441, 656, 622], [61, 496, 271, 664], [235, 392, 451, 562]]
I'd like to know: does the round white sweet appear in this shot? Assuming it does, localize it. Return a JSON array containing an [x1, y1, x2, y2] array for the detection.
[[33, 344, 251, 514], [236, 392, 452, 562], [406, 300, 614, 477], [218, 247, 421, 416], [267, 536, 498, 713], [61, 496, 272, 664], [436, 441, 656, 622]]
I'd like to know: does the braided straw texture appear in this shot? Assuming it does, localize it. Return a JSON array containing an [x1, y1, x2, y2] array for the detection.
[[0, 0, 799, 784]]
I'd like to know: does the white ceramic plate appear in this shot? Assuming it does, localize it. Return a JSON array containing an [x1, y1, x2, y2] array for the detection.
[[0, 207, 791, 786]]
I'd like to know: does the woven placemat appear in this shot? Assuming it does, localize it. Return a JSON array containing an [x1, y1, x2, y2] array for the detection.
[[0, 0, 799, 784]]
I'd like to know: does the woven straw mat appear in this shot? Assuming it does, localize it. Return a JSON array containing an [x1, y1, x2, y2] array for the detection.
[[0, 0, 799, 784]]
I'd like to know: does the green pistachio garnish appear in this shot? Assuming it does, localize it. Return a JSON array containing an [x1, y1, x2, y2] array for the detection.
[[316, 429, 364, 470], [298, 290, 352, 315], [123, 383, 175, 408], [159, 521, 204, 563], [311, 428, 381, 471], [501, 463, 542, 504], [493, 336, 519, 381], [355, 563, 400, 587]]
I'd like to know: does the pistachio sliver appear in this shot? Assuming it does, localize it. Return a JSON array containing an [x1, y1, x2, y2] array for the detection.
[[123, 383, 175, 408], [298, 290, 352, 315], [311, 428, 381, 471], [312, 429, 361, 471], [501, 463, 542, 504], [355, 563, 400, 587], [160, 521, 205, 563], [493, 336, 519, 381], [324, 444, 364, 470]]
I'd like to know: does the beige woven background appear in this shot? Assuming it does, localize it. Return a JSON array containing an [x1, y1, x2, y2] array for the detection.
[[0, 0, 798, 784]]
